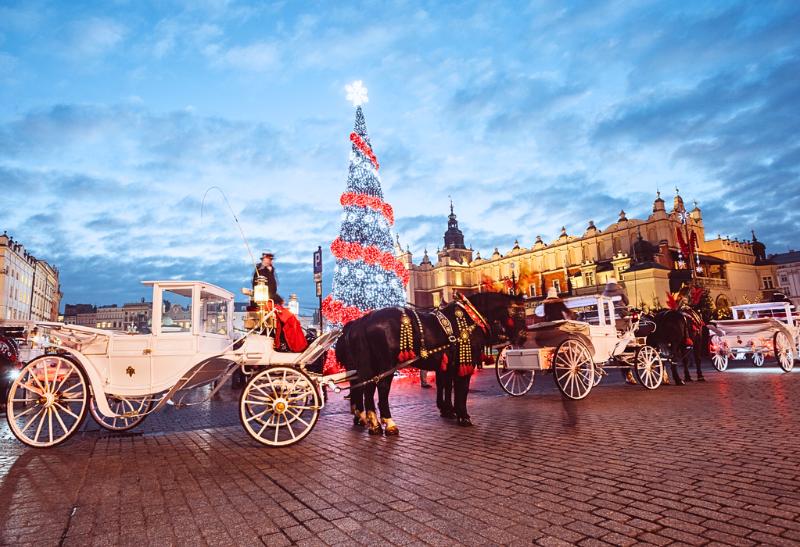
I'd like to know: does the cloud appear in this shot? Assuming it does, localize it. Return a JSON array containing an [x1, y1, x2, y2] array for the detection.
[[593, 51, 800, 250], [204, 40, 280, 72], [67, 17, 126, 58]]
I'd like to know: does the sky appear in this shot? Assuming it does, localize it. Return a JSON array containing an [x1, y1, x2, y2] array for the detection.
[[1, 0, 798, 312]]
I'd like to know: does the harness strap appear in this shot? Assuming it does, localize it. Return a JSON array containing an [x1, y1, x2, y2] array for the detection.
[[456, 294, 490, 334]]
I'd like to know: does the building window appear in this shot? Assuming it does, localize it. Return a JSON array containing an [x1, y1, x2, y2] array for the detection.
[[552, 279, 561, 293], [529, 285, 537, 297], [584, 272, 595, 286], [780, 275, 788, 284], [762, 276, 774, 289]]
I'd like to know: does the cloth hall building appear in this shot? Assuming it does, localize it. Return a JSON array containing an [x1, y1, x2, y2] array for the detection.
[[400, 192, 779, 314]]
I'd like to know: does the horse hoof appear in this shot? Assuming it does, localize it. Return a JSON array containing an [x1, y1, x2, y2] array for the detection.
[[383, 425, 399, 436], [684, 375, 693, 382], [697, 375, 706, 382], [440, 409, 456, 419], [368, 426, 383, 435], [457, 417, 473, 427], [674, 378, 685, 386], [353, 415, 364, 427]]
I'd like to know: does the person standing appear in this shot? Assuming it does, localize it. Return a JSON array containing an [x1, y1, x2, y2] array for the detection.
[[252, 251, 283, 305], [419, 368, 432, 388]]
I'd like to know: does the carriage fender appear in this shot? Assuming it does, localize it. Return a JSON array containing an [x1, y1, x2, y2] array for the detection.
[[51, 347, 117, 418], [569, 334, 596, 359]]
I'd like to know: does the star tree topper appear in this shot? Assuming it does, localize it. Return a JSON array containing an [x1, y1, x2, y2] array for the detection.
[[346, 80, 369, 106]]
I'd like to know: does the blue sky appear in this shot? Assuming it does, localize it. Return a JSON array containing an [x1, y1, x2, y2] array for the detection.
[[1, 0, 798, 312]]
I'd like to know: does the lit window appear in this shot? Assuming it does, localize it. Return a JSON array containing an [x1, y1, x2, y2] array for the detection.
[[762, 276, 774, 289]]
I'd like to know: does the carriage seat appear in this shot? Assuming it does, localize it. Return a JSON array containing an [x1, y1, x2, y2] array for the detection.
[[524, 320, 592, 350]]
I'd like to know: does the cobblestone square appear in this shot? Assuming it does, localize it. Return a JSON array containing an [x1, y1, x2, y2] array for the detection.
[[1, 362, 799, 546]]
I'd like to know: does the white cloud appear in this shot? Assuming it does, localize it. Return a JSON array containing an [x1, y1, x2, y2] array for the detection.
[[205, 41, 280, 72], [68, 17, 126, 58]]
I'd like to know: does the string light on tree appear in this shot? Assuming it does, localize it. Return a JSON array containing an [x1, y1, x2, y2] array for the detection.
[[323, 81, 407, 360]]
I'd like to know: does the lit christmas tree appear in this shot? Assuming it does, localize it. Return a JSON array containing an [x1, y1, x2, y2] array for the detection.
[[322, 81, 408, 331]]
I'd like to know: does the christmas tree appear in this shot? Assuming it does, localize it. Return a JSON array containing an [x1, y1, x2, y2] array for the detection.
[[322, 81, 408, 330]]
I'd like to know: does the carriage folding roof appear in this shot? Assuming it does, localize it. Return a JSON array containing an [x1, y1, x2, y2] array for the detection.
[[141, 280, 234, 300], [731, 302, 794, 311]]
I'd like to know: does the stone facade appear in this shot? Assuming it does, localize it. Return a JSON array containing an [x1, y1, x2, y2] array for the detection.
[[0, 232, 61, 321], [771, 250, 800, 308], [404, 192, 780, 312]]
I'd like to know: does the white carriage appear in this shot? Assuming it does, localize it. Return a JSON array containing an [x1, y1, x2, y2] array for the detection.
[[496, 295, 664, 400], [4, 280, 342, 448], [708, 302, 798, 372]]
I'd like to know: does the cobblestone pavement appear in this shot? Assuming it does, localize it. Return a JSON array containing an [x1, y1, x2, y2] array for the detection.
[[1, 360, 799, 546]]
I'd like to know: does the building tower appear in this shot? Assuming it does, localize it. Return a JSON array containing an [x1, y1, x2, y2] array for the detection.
[[438, 200, 473, 264]]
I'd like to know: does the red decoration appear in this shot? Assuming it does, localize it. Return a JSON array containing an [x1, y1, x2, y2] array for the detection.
[[350, 132, 380, 170], [329, 237, 409, 286], [340, 192, 394, 225], [321, 294, 371, 325]]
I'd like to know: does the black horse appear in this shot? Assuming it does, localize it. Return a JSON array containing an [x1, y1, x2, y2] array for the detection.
[[335, 293, 526, 434], [648, 309, 705, 385]]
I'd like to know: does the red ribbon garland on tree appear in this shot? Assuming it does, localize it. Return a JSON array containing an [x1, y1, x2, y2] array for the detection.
[[340, 192, 394, 225], [321, 294, 369, 325], [350, 132, 380, 170], [329, 237, 410, 285]]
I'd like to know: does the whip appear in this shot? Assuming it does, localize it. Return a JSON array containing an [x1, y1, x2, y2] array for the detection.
[[200, 186, 258, 272]]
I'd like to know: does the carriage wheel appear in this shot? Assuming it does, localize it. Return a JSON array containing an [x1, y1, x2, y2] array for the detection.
[[773, 332, 795, 372], [751, 351, 765, 367], [553, 339, 595, 400], [240, 366, 320, 447], [710, 336, 729, 371], [634, 345, 663, 389], [89, 394, 152, 431], [5, 355, 89, 448], [495, 345, 535, 397]]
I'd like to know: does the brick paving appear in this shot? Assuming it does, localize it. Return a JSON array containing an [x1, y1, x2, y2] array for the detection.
[[1, 360, 799, 546]]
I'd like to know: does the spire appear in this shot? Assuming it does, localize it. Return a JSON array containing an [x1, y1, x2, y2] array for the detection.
[[443, 200, 466, 249], [673, 187, 685, 212]]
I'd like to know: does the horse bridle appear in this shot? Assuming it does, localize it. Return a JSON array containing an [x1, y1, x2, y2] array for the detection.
[[455, 294, 490, 335]]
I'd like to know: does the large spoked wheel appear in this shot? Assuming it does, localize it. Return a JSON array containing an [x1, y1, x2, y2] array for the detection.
[[553, 339, 595, 400], [90, 394, 152, 431], [240, 366, 320, 447], [711, 336, 729, 371], [634, 345, 663, 389], [751, 351, 765, 367], [495, 345, 535, 397], [6, 355, 89, 448], [773, 332, 795, 372]]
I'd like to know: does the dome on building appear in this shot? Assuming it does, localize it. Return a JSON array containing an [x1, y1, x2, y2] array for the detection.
[[653, 190, 665, 212]]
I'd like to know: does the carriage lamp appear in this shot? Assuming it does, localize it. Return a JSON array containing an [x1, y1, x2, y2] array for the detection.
[[253, 276, 270, 306]]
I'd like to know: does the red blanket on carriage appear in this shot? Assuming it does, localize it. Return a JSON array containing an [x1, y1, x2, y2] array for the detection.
[[274, 306, 308, 353]]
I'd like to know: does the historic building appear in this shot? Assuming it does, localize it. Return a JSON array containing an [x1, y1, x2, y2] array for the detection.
[[0, 232, 62, 321], [771, 250, 800, 308], [402, 192, 780, 313]]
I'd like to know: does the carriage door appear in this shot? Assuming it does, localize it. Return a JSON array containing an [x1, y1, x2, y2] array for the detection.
[[591, 301, 618, 361]]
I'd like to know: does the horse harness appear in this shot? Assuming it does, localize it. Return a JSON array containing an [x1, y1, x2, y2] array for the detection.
[[346, 298, 491, 391]]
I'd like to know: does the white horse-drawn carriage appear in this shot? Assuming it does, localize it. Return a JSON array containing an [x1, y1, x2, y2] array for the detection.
[[709, 302, 798, 372], [496, 295, 664, 400], [4, 280, 342, 448]]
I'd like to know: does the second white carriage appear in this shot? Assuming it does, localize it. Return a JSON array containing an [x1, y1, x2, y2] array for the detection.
[[496, 295, 664, 400]]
